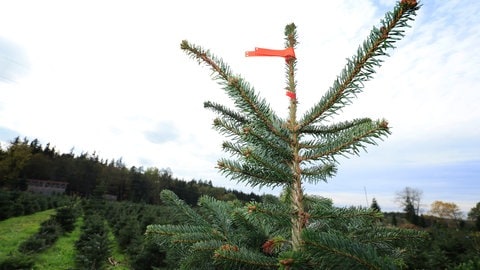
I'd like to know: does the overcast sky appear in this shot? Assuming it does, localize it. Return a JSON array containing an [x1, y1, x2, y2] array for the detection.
[[1, 0, 478, 214]]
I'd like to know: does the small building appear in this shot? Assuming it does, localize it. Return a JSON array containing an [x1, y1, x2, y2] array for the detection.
[[27, 179, 68, 195]]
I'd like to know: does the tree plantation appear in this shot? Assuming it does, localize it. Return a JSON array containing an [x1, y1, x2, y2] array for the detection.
[[1, 0, 480, 269], [0, 137, 479, 268]]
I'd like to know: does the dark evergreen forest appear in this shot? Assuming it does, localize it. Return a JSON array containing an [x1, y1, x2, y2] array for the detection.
[[0, 136, 261, 205]]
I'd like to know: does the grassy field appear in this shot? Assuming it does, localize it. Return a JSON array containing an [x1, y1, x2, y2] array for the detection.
[[35, 218, 131, 269], [34, 217, 83, 269], [1, 212, 130, 269], [0, 209, 55, 262]]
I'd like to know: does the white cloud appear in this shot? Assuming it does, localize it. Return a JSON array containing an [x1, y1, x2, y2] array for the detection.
[[0, 37, 29, 83]]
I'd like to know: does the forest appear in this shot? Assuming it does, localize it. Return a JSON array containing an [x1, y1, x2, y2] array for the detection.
[[1, 136, 479, 269], [0, 136, 261, 205]]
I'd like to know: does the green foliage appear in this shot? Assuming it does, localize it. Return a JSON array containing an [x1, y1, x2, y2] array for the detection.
[[370, 198, 381, 212], [75, 213, 111, 270], [468, 202, 480, 231], [17, 204, 78, 255], [1, 135, 261, 205], [34, 217, 83, 269], [0, 209, 55, 263], [131, 238, 167, 270], [117, 216, 142, 255], [399, 224, 479, 269], [0, 191, 13, 220], [0, 253, 34, 270], [54, 205, 78, 233], [185, 2, 421, 189], [18, 219, 62, 253], [147, 190, 274, 269], [404, 199, 419, 225], [0, 137, 32, 189], [1, 197, 476, 269], [147, 190, 425, 269], [0, 190, 72, 221], [395, 186, 423, 217], [391, 213, 397, 226], [149, 0, 423, 269], [0, 207, 74, 268], [468, 202, 480, 219], [453, 257, 480, 270], [103, 200, 172, 269]]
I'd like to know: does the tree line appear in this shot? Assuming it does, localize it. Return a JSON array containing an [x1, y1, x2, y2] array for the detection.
[[0, 136, 261, 204]]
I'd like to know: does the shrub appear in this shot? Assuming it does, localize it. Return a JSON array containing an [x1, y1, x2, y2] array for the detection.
[[0, 191, 13, 220], [453, 257, 480, 270], [54, 206, 77, 232], [75, 214, 111, 270], [0, 253, 34, 270], [18, 219, 62, 253], [131, 238, 167, 270]]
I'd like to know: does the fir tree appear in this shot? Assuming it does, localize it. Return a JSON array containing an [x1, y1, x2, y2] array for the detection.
[[391, 213, 398, 226], [147, 1, 424, 269], [404, 198, 419, 225], [371, 198, 381, 213]]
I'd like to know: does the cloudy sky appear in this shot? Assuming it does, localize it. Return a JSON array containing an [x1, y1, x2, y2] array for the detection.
[[1, 1, 478, 214]]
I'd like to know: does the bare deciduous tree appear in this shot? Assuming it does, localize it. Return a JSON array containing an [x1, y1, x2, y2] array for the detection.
[[395, 186, 423, 215]]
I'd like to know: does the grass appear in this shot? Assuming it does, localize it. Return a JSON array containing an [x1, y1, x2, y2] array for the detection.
[[34, 217, 83, 269], [107, 225, 131, 270], [0, 209, 55, 262], [0, 210, 131, 269], [35, 217, 131, 269]]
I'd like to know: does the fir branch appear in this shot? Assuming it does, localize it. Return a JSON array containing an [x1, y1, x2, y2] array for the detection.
[[302, 194, 334, 211], [213, 118, 293, 165], [308, 206, 383, 222], [240, 125, 293, 162], [198, 195, 235, 238], [222, 141, 292, 181], [145, 224, 214, 237], [299, 1, 420, 128], [241, 202, 292, 237], [171, 231, 224, 244], [213, 247, 278, 269], [178, 247, 217, 270], [191, 239, 226, 252], [353, 226, 427, 253], [181, 40, 289, 143], [300, 119, 390, 162], [204, 101, 249, 125], [217, 158, 290, 188], [300, 163, 337, 184], [230, 208, 271, 248], [301, 118, 373, 136], [303, 230, 396, 270], [304, 206, 384, 236], [158, 189, 209, 226], [145, 223, 221, 252], [212, 118, 245, 140]]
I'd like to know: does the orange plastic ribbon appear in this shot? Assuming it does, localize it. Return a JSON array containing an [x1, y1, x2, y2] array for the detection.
[[245, 47, 295, 59]]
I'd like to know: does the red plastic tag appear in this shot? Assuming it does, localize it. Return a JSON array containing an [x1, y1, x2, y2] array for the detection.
[[286, 91, 296, 99], [245, 47, 295, 59]]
